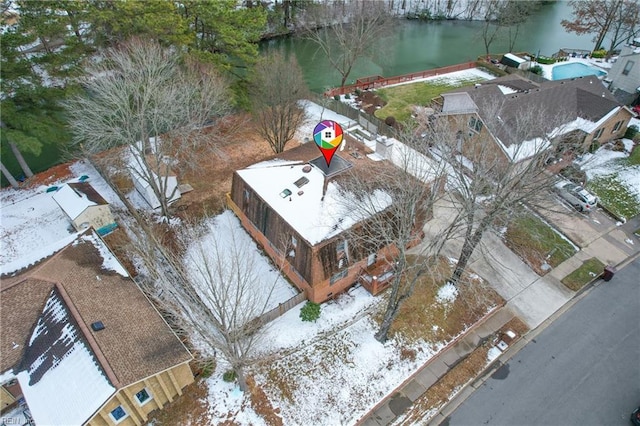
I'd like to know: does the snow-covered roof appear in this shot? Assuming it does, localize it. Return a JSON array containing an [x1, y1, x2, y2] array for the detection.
[[52, 182, 108, 220], [16, 289, 116, 426], [237, 159, 392, 245], [503, 53, 526, 64]]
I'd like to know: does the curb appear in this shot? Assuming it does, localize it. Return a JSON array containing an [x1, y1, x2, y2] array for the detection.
[[428, 250, 640, 426]]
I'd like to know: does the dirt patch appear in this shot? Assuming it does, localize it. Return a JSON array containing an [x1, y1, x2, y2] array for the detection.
[[170, 113, 303, 220], [354, 91, 387, 116], [147, 380, 211, 426], [247, 376, 283, 426], [23, 162, 73, 188]]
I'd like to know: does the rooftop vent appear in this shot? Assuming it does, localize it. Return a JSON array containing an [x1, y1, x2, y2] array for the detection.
[[302, 165, 312, 173], [280, 188, 292, 198], [294, 176, 309, 188], [91, 321, 105, 332]]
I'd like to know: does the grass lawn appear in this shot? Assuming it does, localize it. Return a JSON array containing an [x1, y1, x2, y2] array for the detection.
[[389, 256, 503, 343], [587, 174, 640, 221], [504, 213, 577, 275], [374, 77, 486, 122], [628, 144, 640, 166], [561, 257, 605, 291]]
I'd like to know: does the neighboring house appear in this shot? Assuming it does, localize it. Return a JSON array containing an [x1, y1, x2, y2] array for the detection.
[[52, 182, 117, 235], [0, 230, 194, 426], [607, 38, 640, 105], [439, 74, 633, 163], [228, 140, 439, 303]]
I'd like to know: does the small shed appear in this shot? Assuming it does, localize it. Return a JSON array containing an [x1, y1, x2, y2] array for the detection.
[[501, 53, 528, 69], [130, 167, 181, 210], [52, 182, 117, 235]]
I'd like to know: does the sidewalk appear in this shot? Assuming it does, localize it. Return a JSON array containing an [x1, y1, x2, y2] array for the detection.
[[359, 307, 515, 426], [356, 197, 640, 426]]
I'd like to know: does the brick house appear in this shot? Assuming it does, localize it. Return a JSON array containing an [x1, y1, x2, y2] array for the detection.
[[0, 230, 194, 426], [228, 140, 441, 303], [438, 74, 634, 164]]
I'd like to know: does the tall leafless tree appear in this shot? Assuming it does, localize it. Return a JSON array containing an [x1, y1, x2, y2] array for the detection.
[[338, 132, 450, 343], [250, 51, 308, 154], [561, 0, 639, 52], [304, 1, 392, 87], [132, 212, 284, 392], [428, 102, 579, 286], [66, 39, 231, 218]]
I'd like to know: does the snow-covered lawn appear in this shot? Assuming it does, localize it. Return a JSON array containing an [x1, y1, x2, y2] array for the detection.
[[202, 271, 499, 425], [578, 129, 640, 221]]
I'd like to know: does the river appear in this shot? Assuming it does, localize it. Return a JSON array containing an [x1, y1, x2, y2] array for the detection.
[[261, 1, 594, 92]]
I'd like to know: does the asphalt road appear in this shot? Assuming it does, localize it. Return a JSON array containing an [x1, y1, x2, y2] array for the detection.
[[446, 258, 640, 426]]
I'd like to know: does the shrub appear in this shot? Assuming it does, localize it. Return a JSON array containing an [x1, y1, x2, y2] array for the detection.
[[591, 49, 607, 58], [333, 94, 340, 101], [355, 88, 362, 96], [223, 370, 237, 382], [624, 125, 638, 140], [344, 93, 351, 99], [199, 359, 216, 378], [530, 65, 543, 75], [300, 301, 321, 322], [589, 141, 600, 153], [536, 56, 556, 65], [385, 116, 397, 126]]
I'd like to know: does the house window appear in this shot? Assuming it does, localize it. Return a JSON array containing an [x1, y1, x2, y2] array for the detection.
[[330, 269, 348, 285], [243, 189, 250, 202], [593, 128, 604, 140], [135, 388, 152, 406], [612, 120, 623, 133], [109, 406, 128, 423], [291, 236, 297, 248], [468, 116, 483, 133], [622, 60, 634, 76], [367, 253, 377, 267], [336, 240, 348, 255]]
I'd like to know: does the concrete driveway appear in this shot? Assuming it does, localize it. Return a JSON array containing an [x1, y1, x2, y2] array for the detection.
[[533, 190, 618, 248]]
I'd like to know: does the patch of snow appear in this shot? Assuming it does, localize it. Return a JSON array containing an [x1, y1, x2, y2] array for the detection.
[[436, 282, 459, 304], [626, 238, 635, 245], [297, 100, 357, 144], [505, 330, 516, 339], [0, 369, 16, 384], [185, 211, 298, 313], [1, 232, 82, 276], [78, 233, 129, 277], [621, 138, 635, 153], [617, 221, 624, 226], [247, 159, 303, 169], [381, 68, 495, 90], [497, 85, 518, 95], [205, 373, 266, 426], [487, 346, 502, 362]]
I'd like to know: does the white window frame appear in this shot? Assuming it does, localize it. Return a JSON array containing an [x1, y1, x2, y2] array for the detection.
[[612, 120, 623, 133], [593, 128, 604, 140], [109, 405, 129, 424], [330, 269, 348, 285], [135, 387, 153, 406]]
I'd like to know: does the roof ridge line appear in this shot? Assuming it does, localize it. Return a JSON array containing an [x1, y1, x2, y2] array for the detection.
[[53, 282, 122, 389]]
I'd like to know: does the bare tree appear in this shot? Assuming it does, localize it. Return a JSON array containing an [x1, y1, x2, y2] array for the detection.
[[428, 102, 579, 286], [338, 133, 450, 343], [479, 0, 504, 59], [66, 39, 231, 218], [250, 51, 308, 154], [304, 1, 392, 88], [561, 0, 639, 52], [132, 212, 284, 392]]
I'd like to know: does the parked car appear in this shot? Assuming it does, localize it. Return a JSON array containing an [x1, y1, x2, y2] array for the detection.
[[631, 406, 640, 426], [553, 179, 598, 212]]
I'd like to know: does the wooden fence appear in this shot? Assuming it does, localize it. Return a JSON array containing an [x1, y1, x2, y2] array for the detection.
[[257, 292, 308, 324], [323, 61, 478, 97]]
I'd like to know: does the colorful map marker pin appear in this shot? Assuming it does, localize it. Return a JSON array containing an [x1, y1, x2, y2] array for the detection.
[[313, 120, 343, 166]]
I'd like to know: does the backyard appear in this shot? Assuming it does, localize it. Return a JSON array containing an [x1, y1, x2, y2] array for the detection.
[[374, 76, 487, 122]]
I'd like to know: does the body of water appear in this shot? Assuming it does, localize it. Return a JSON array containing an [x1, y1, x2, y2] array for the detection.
[[262, 1, 595, 92]]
